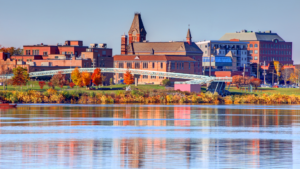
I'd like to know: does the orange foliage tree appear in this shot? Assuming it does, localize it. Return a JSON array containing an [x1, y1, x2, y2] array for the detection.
[[81, 71, 91, 88], [91, 68, 102, 86], [71, 67, 82, 89], [0, 45, 23, 56], [124, 70, 134, 85], [12, 67, 29, 90], [232, 75, 251, 88], [38, 81, 46, 89], [50, 71, 66, 89], [250, 78, 261, 89]]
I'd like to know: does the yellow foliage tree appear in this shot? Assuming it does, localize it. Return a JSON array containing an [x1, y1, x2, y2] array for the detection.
[[81, 71, 91, 88], [289, 68, 300, 86], [71, 67, 82, 89]]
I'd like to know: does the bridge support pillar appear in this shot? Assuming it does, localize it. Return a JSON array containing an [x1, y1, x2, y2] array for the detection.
[[135, 78, 138, 86]]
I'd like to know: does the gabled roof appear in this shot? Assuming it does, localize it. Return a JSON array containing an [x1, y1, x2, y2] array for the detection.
[[114, 55, 196, 62], [127, 42, 202, 55], [128, 13, 147, 35], [219, 31, 285, 42], [225, 51, 236, 57]]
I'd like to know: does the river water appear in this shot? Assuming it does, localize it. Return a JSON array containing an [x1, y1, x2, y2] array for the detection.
[[0, 104, 300, 169]]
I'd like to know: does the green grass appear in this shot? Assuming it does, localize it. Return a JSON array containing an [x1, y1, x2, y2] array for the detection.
[[228, 86, 300, 95]]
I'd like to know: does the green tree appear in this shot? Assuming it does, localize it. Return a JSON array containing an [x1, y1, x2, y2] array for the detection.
[[162, 79, 171, 86]]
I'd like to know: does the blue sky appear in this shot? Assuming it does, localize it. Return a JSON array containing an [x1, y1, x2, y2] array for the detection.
[[0, 0, 299, 63]]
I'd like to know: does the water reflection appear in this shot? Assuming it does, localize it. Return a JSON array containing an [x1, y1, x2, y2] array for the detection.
[[0, 105, 299, 168]]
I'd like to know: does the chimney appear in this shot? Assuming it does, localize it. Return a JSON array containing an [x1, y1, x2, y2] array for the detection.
[[121, 34, 128, 55]]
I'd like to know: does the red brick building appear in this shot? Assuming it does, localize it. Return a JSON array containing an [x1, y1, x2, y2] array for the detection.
[[219, 30, 293, 66], [115, 13, 202, 84], [2, 41, 113, 84]]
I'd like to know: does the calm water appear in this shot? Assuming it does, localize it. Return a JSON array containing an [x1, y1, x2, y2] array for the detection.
[[0, 104, 300, 169]]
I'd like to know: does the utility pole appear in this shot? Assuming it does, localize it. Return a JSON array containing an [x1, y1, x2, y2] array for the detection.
[[257, 62, 260, 79], [272, 69, 274, 86], [263, 61, 266, 85], [208, 44, 211, 77]]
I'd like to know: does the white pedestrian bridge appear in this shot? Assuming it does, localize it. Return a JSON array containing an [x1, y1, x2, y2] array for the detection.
[[3, 68, 232, 84]]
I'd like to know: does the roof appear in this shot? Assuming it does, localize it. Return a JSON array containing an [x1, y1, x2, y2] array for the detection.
[[219, 32, 285, 42], [129, 13, 147, 35], [127, 42, 202, 54], [225, 51, 236, 57], [113, 55, 196, 62], [187, 29, 192, 39]]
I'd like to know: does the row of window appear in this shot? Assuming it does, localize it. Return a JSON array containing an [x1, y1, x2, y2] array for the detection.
[[261, 44, 292, 49], [118, 62, 164, 69], [261, 50, 291, 55], [142, 75, 165, 79], [262, 57, 292, 61], [171, 62, 191, 69]]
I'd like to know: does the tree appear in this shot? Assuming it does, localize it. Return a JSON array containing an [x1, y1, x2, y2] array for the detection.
[[110, 78, 113, 86], [50, 71, 66, 89], [69, 82, 75, 88], [281, 68, 293, 86], [81, 71, 91, 88], [11, 67, 29, 90], [48, 82, 54, 89], [39, 81, 46, 89], [250, 78, 261, 89], [91, 68, 102, 86], [71, 67, 82, 89], [0, 45, 23, 56], [232, 75, 251, 88], [289, 68, 300, 86], [124, 70, 134, 85], [162, 79, 171, 86]]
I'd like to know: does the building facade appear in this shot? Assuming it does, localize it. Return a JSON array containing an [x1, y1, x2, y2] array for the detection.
[[219, 30, 293, 66], [115, 13, 202, 84]]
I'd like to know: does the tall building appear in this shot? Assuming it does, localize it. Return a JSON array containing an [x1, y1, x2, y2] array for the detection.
[[219, 30, 293, 66], [115, 13, 202, 84]]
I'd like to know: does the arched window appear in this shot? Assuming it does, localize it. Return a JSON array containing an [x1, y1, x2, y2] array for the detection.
[[132, 31, 137, 41], [250, 44, 253, 48], [254, 44, 258, 47]]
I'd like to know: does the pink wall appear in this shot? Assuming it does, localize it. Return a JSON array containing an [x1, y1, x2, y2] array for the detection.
[[174, 84, 201, 93]]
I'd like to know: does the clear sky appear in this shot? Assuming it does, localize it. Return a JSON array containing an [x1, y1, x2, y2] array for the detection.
[[0, 0, 299, 63]]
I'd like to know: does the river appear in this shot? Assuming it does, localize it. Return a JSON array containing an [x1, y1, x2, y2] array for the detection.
[[0, 104, 300, 169]]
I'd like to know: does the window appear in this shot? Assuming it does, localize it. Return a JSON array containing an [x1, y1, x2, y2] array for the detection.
[[26, 50, 31, 55], [254, 50, 258, 54], [32, 50, 39, 55], [159, 76, 164, 79], [102, 51, 106, 55], [276, 51, 278, 54], [250, 44, 253, 48], [98, 54, 100, 57], [254, 44, 258, 47], [127, 63, 132, 68], [151, 76, 156, 79], [119, 63, 124, 68], [177, 62, 179, 69], [143, 62, 148, 68], [84, 63, 86, 67], [55, 56, 59, 59], [250, 50, 253, 54], [43, 52, 48, 55], [171, 62, 175, 69], [143, 75, 148, 79], [152, 62, 155, 68], [182, 63, 184, 69], [189, 63, 191, 69], [135, 62, 140, 69], [160, 62, 163, 69], [254, 57, 258, 60], [205, 51, 207, 54]]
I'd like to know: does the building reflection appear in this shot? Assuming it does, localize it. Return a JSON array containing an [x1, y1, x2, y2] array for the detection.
[[0, 106, 298, 168]]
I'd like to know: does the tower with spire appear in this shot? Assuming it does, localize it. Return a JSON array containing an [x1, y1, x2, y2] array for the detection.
[[186, 28, 192, 45], [128, 13, 147, 44]]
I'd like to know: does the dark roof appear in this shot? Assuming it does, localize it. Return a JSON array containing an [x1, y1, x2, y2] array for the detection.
[[114, 55, 196, 62], [127, 42, 202, 54], [187, 29, 192, 39], [219, 31, 285, 42], [128, 13, 147, 35]]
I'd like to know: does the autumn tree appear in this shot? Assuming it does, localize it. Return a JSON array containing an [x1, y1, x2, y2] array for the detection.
[[50, 71, 66, 89], [124, 70, 134, 85], [289, 68, 300, 86], [39, 81, 46, 89], [91, 68, 102, 86], [11, 67, 29, 90], [71, 67, 82, 89], [281, 68, 293, 86], [232, 75, 251, 88], [250, 78, 261, 89], [0, 45, 23, 56], [81, 71, 91, 88]]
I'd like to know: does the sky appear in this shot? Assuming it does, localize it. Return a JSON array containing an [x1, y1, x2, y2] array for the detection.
[[0, 0, 299, 63]]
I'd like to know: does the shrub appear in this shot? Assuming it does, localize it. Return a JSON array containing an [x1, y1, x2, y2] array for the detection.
[[69, 82, 75, 88], [48, 82, 54, 89], [47, 88, 57, 95], [39, 81, 46, 89], [162, 79, 171, 86]]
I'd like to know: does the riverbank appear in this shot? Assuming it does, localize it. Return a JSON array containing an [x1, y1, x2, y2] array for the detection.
[[1, 88, 300, 104]]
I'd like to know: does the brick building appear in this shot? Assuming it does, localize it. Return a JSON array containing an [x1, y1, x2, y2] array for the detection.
[[2, 41, 113, 84], [115, 13, 202, 84], [219, 30, 293, 66]]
